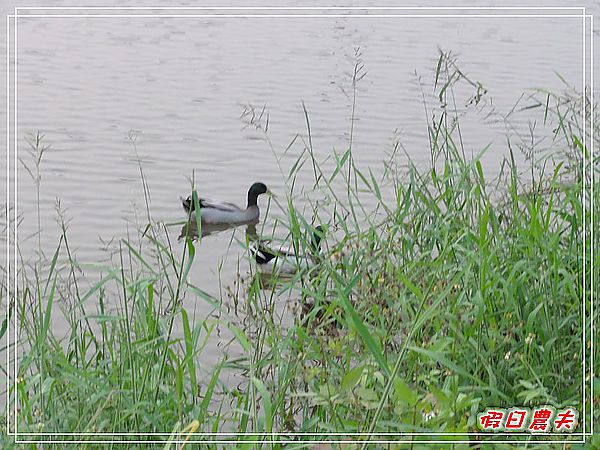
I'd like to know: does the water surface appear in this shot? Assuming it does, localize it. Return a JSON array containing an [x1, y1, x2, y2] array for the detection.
[[5, 7, 587, 357]]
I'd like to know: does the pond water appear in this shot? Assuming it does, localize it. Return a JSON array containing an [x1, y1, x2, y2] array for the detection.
[[3, 5, 589, 365]]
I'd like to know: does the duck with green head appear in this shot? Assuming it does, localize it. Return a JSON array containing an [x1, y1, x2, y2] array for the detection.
[[182, 182, 268, 225], [250, 224, 327, 274]]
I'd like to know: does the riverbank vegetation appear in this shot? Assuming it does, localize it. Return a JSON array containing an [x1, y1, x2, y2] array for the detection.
[[1, 53, 597, 448]]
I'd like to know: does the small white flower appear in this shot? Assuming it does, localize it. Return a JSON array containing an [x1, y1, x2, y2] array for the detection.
[[422, 410, 436, 422], [525, 333, 534, 345], [504, 351, 511, 360]]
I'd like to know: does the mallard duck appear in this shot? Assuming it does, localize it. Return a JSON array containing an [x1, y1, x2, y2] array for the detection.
[[250, 225, 326, 274], [182, 182, 268, 225]]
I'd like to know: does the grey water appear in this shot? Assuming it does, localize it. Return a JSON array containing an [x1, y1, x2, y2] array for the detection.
[[1, 5, 591, 369]]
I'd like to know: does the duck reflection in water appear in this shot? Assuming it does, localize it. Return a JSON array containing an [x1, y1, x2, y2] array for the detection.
[[179, 218, 259, 240]]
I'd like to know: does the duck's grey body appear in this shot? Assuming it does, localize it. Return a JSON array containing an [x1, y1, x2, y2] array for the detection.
[[182, 182, 267, 225], [193, 199, 259, 224]]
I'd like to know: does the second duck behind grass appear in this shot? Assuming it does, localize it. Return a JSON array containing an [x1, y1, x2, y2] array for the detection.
[[251, 225, 326, 275], [182, 182, 268, 225]]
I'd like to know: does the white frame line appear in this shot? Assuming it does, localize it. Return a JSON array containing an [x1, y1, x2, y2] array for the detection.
[[6, 6, 593, 445], [14, 439, 587, 445], [12, 6, 586, 9], [582, 7, 586, 438], [13, 7, 17, 441], [4, 12, 10, 438], [8, 14, 587, 18], [13, 431, 589, 436], [584, 11, 596, 436]]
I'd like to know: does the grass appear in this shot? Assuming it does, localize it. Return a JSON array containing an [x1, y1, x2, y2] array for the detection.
[[0, 51, 597, 449]]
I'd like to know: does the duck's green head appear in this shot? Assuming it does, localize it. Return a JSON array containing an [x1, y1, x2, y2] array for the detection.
[[311, 224, 327, 250], [247, 182, 268, 207]]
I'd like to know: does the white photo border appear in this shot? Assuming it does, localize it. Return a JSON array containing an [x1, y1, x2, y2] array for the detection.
[[5, 5, 594, 445]]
